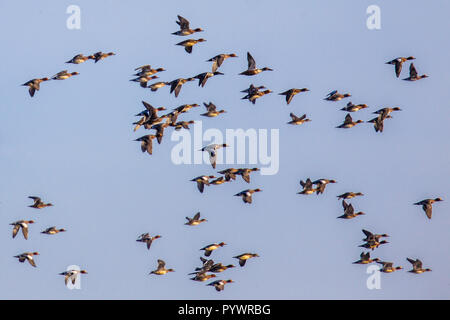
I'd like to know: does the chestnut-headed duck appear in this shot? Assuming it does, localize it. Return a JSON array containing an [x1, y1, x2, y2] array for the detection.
[[341, 102, 368, 112], [312, 179, 337, 195], [362, 229, 389, 242], [89, 51, 115, 63], [173, 103, 200, 114], [209, 263, 235, 273], [403, 63, 428, 81], [414, 198, 443, 219], [200, 144, 228, 169], [218, 168, 239, 181], [176, 39, 206, 54], [172, 120, 195, 131], [407, 258, 431, 274], [41, 226, 66, 235], [234, 189, 262, 204], [287, 113, 311, 125], [66, 54, 90, 64], [60, 269, 88, 285], [14, 252, 39, 267], [201, 102, 226, 117], [367, 114, 392, 133], [386, 56, 415, 78], [373, 107, 401, 119], [353, 252, 379, 264], [298, 178, 316, 195], [337, 192, 364, 200], [336, 113, 363, 128], [10, 220, 34, 240], [133, 65, 166, 77], [201, 242, 226, 257], [241, 84, 266, 94], [239, 52, 273, 76], [377, 261, 403, 273], [233, 253, 259, 267], [191, 175, 216, 193], [338, 200, 365, 219], [22, 77, 49, 97], [136, 233, 161, 250], [242, 89, 273, 104], [194, 71, 224, 88], [236, 168, 259, 183], [28, 196, 53, 209], [279, 88, 309, 105], [135, 135, 156, 155], [51, 70, 79, 80], [207, 53, 238, 72], [130, 75, 159, 88], [169, 77, 195, 97], [185, 212, 207, 226], [172, 15, 203, 36], [191, 271, 216, 282], [150, 259, 174, 275], [148, 81, 170, 92], [207, 279, 234, 292], [359, 239, 389, 251], [324, 90, 351, 101]]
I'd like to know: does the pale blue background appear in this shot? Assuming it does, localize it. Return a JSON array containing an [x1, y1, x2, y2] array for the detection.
[[0, 0, 449, 299]]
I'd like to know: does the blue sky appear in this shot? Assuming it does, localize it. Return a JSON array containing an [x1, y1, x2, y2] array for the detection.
[[1, 0, 449, 299]]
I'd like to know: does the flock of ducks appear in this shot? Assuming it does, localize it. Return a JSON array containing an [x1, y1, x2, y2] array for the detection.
[[16, 14, 442, 294]]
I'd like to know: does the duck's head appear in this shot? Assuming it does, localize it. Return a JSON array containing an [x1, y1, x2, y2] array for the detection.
[[80, 270, 88, 274], [421, 74, 429, 78], [219, 242, 226, 246], [395, 266, 403, 270], [197, 38, 206, 42], [194, 28, 204, 33], [153, 235, 162, 239], [379, 240, 389, 244], [28, 220, 35, 224], [47, 203, 54, 207], [33, 252, 40, 256], [301, 88, 310, 92], [344, 93, 352, 97], [167, 269, 175, 272], [156, 68, 166, 72], [229, 53, 238, 58], [393, 107, 402, 111], [59, 228, 67, 232], [41, 77, 49, 81], [226, 279, 234, 284], [435, 197, 443, 201], [254, 189, 262, 192], [407, 56, 416, 60], [329, 180, 337, 183], [262, 67, 273, 71], [108, 52, 115, 56], [356, 120, 364, 124]]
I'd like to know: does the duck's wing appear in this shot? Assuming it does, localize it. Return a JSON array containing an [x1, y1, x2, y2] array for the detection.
[[177, 15, 190, 30], [286, 92, 295, 105], [29, 196, 41, 203], [12, 225, 20, 238], [146, 239, 153, 250], [344, 113, 353, 125], [423, 203, 432, 219], [362, 229, 373, 238], [409, 63, 418, 78], [197, 181, 205, 193], [342, 200, 349, 210], [395, 61, 403, 78], [247, 52, 256, 70], [208, 150, 217, 169], [22, 226, 29, 240], [185, 46, 193, 54], [241, 172, 250, 183], [243, 194, 252, 204], [326, 90, 337, 97], [174, 83, 182, 97], [239, 259, 247, 267], [157, 259, 166, 269], [193, 212, 201, 220], [27, 257, 36, 267], [289, 113, 300, 121], [146, 138, 153, 155]]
